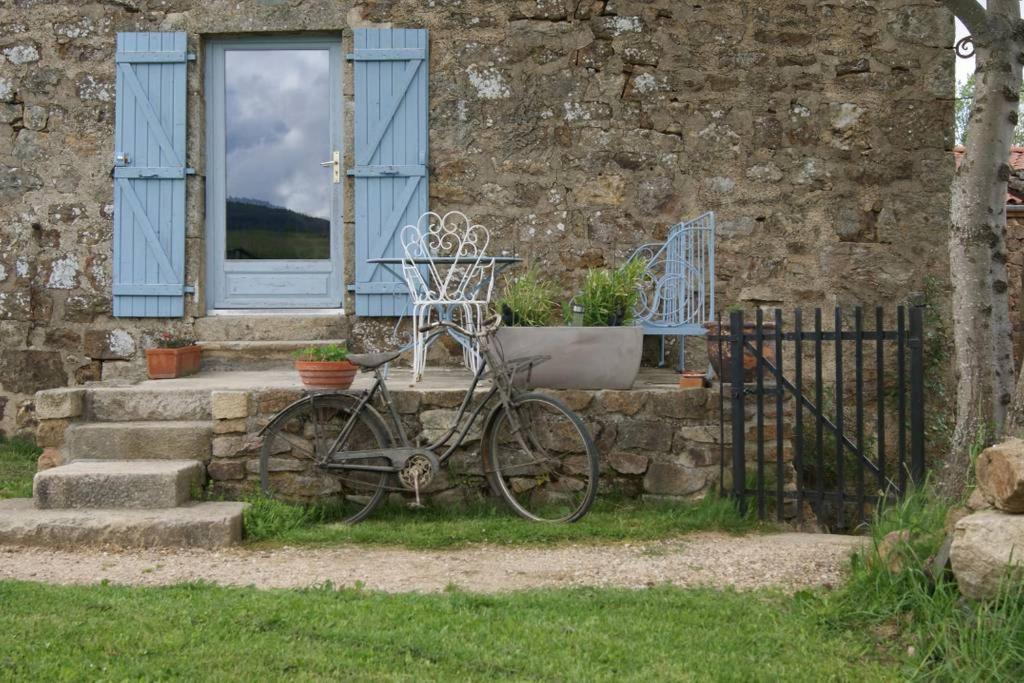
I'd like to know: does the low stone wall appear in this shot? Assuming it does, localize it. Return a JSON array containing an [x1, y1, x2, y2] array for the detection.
[[206, 385, 725, 504]]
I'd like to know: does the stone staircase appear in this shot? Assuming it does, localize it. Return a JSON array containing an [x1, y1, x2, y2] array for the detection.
[[1, 380, 253, 548], [0, 314, 362, 548], [0, 460, 244, 548]]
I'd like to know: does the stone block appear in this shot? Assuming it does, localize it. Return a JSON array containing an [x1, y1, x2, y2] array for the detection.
[[257, 389, 304, 414], [212, 391, 249, 420], [676, 443, 720, 468], [420, 390, 464, 408], [100, 360, 146, 382], [643, 462, 707, 496], [245, 458, 305, 474], [421, 409, 481, 443], [208, 460, 246, 481], [89, 388, 211, 422], [650, 389, 711, 419], [0, 498, 245, 549], [23, 104, 47, 131], [83, 328, 136, 360], [951, 511, 1024, 600], [33, 460, 204, 509], [600, 390, 646, 416], [35, 419, 69, 448], [546, 390, 593, 412], [608, 451, 649, 475], [65, 421, 212, 461], [676, 425, 729, 446], [34, 388, 83, 419], [213, 418, 247, 435], [0, 350, 67, 394], [391, 391, 421, 414], [617, 420, 673, 453], [212, 435, 244, 458], [36, 447, 63, 471], [975, 438, 1024, 513]]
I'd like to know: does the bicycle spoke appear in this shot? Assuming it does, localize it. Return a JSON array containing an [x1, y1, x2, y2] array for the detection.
[[260, 396, 391, 524], [486, 393, 598, 523], [268, 430, 318, 460]]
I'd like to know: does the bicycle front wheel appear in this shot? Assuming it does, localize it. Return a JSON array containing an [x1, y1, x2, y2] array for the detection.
[[484, 393, 599, 523], [260, 395, 391, 524]]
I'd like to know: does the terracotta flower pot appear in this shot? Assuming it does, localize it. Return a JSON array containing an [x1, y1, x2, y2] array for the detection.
[[678, 372, 707, 390], [145, 345, 202, 379], [295, 360, 358, 390], [704, 321, 776, 384]]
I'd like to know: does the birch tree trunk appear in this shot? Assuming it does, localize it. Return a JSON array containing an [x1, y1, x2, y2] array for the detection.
[[942, 0, 1023, 499]]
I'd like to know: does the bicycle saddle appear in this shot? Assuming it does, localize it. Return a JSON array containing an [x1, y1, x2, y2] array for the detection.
[[347, 350, 402, 371]]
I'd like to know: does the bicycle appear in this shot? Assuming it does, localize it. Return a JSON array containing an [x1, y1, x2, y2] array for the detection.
[[259, 316, 600, 524]]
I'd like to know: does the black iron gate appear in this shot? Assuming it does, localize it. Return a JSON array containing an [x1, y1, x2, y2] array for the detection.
[[715, 307, 925, 529]]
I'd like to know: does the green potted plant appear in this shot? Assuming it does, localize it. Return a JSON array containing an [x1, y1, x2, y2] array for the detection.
[[704, 305, 776, 383], [145, 331, 201, 379], [294, 343, 357, 390], [495, 261, 645, 390]]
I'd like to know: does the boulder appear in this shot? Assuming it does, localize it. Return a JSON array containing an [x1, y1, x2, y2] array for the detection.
[[950, 510, 1024, 600], [976, 438, 1024, 513]]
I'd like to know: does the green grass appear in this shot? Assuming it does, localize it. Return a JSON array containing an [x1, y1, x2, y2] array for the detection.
[[0, 436, 39, 499], [243, 493, 765, 549], [815, 487, 1024, 681], [0, 581, 901, 682]]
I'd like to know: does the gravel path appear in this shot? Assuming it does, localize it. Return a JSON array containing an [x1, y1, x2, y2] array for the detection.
[[0, 533, 866, 593]]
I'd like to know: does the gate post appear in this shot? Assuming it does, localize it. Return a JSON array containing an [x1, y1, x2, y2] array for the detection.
[[909, 306, 925, 486], [730, 310, 747, 514]]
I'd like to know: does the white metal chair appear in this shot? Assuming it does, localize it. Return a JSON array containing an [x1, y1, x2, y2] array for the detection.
[[400, 211, 497, 381]]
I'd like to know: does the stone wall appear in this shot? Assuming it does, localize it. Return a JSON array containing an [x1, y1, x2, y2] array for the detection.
[[204, 384, 724, 502], [0, 0, 955, 437]]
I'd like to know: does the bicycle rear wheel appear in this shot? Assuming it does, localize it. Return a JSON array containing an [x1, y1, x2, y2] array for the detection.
[[259, 395, 391, 524], [484, 393, 599, 522]]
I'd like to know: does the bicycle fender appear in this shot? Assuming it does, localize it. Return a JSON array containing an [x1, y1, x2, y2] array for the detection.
[[257, 393, 393, 447]]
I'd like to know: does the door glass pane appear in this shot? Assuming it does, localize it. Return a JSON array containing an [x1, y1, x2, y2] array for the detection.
[[225, 49, 331, 260]]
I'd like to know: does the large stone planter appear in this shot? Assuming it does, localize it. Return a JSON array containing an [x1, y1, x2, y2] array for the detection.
[[494, 326, 643, 390]]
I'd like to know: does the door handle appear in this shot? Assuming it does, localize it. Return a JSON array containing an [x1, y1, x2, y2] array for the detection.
[[320, 151, 340, 184]]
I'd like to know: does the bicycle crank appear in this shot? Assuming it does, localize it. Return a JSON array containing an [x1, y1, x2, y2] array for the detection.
[[398, 451, 440, 507]]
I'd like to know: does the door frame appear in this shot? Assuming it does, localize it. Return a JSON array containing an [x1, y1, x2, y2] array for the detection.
[[203, 36, 344, 311]]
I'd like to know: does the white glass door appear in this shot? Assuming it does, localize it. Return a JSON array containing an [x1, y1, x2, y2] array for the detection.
[[205, 38, 343, 309]]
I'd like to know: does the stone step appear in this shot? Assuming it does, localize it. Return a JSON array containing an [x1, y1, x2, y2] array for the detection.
[[65, 421, 212, 461], [0, 499, 245, 548], [86, 387, 212, 422], [194, 314, 350, 342], [33, 460, 205, 510], [197, 339, 348, 372]]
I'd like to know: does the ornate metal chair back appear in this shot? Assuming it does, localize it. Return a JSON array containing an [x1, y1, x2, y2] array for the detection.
[[400, 211, 495, 306]]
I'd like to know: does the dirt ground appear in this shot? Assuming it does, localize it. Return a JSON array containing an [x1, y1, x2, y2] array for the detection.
[[0, 532, 867, 593]]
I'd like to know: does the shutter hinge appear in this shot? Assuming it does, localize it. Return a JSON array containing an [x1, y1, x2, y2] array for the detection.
[[187, 53, 197, 61], [185, 168, 196, 175], [183, 285, 196, 294]]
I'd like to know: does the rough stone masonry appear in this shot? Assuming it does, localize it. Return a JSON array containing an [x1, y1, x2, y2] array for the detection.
[[0, 0, 954, 436]]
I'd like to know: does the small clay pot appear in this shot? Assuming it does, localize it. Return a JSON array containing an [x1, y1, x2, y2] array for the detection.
[[704, 321, 777, 384], [145, 345, 202, 379], [678, 372, 707, 390], [295, 360, 358, 390]]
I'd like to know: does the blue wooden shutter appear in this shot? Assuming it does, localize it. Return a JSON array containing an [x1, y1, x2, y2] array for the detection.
[[349, 29, 428, 316], [112, 32, 190, 317]]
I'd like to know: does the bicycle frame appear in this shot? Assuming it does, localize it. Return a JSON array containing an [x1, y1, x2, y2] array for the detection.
[[330, 358, 500, 466], [265, 327, 544, 478]]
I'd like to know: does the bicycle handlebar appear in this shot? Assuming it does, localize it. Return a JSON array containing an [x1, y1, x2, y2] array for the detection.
[[419, 315, 501, 338]]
